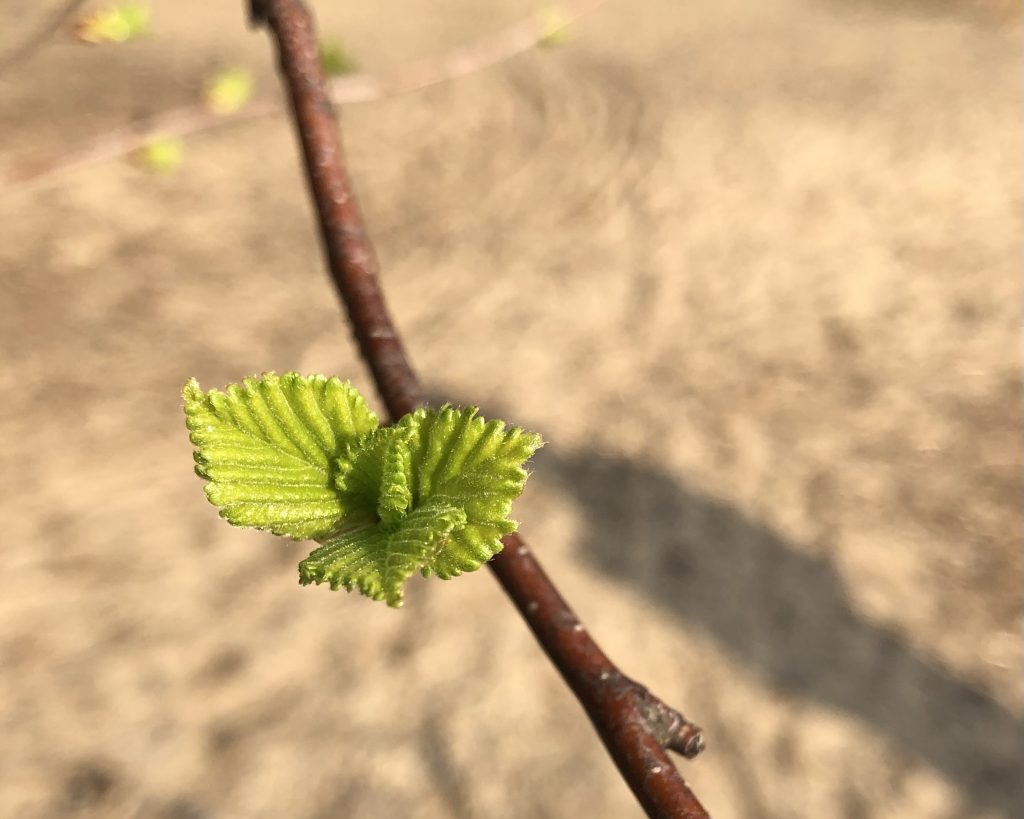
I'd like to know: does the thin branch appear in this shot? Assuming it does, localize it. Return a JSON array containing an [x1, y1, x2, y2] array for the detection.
[[0, 0, 87, 75], [253, 2, 711, 817], [0, 98, 279, 188], [0, 0, 602, 191], [324, 0, 603, 103]]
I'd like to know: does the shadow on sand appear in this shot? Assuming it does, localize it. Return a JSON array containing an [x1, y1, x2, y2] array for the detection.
[[540, 448, 1022, 816]]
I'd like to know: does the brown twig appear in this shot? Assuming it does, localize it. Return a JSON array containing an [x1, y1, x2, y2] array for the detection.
[[0, 98, 279, 188], [0, 0, 87, 75], [254, 1, 711, 817], [324, 0, 603, 103], [0, 0, 603, 191]]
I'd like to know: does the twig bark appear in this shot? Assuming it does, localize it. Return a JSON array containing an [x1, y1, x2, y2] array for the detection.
[[254, 2, 711, 817], [0, 0, 602, 191]]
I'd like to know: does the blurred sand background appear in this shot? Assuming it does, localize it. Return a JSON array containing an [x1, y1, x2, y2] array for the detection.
[[0, 0, 1021, 817]]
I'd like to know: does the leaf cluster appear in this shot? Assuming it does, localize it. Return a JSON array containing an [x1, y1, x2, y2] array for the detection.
[[184, 373, 542, 606]]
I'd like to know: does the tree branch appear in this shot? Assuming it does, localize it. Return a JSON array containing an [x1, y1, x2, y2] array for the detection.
[[0, 0, 603, 191], [0, 98, 279, 189], [253, 1, 710, 817], [324, 0, 603, 103]]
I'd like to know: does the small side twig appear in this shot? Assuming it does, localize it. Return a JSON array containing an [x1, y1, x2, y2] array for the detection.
[[0, 98, 279, 188], [324, 0, 603, 103], [254, 1, 710, 817], [0, 0, 88, 75], [0, 0, 603, 191]]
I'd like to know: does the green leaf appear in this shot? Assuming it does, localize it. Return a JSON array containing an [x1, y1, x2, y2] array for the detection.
[[319, 40, 358, 77], [75, 2, 149, 44], [307, 405, 542, 604], [376, 426, 414, 526], [134, 136, 183, 174], [204, 68, 255, 116], [183, 373, 379, 540], [391, 406, 544, 580], [537, 6, 573, 48], [299, 499, 467, 607]]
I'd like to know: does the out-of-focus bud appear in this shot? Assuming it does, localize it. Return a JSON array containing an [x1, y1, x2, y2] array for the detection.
[[75, 2, 150, 44], [134, 136, 184, 174], [204, 68, 255, 116]]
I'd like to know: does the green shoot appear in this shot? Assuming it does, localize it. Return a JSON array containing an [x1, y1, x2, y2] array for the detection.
[[319, 40, 359, 77], [75, 2, 150, 44], [184, 373, 542, 607]]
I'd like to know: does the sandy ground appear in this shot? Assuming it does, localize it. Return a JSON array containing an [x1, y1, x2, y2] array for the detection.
[[0, 0, 1021, 817]]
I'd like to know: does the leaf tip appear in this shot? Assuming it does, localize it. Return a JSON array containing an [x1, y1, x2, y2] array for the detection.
[[182, 376, 202, 400]]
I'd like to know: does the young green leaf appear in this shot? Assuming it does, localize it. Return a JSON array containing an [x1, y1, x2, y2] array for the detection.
[[184, 375, 542, 607], [299, 499, 467, 607], [376, 425, 414, 526], [134, 136, 184, 174], [75, 2, 149, 44], [319, 40, 358, 77], [389, 406, 544, 580], [204, 68, 255, 116], [537, 6, 573, 48], [314, 405, 543, 604], [183, 373, 379, 540]]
